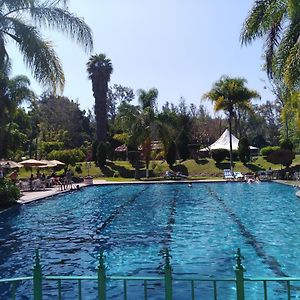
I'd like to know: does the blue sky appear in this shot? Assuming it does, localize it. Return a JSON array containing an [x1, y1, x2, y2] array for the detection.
[[8, 0, 272, 114]]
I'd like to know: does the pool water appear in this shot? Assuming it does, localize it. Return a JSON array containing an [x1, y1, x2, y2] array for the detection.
[[0, 182, 300, 299]]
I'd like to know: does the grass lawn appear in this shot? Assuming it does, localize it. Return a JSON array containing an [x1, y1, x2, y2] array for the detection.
[[15, 155, 299, 181]]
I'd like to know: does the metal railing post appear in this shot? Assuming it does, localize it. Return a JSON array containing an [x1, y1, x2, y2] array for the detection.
[[164, 249, 173, 300], [33, 249, 42, 300], [97, 250, 106, 300], [234, 248, 245, 300]]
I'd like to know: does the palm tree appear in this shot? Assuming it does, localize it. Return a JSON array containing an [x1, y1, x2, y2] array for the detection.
[[240, 0, 300, 87], [0, 0, 93, 91], [87, 54, 113, 142], [136, 88, 158, 178], [202, 76, 259, 172]]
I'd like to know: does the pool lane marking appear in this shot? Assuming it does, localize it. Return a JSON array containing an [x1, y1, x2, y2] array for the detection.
[[94, 186, 150, 236], [157, 188, 179, 272], [205, 186, 288, 278]]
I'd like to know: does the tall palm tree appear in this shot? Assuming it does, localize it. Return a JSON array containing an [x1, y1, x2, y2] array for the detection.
[[202, 76, 259, 172], [87, 54, 113, 142], [136, 88, 158, 178], [0, 0, 93, 91], [240, 0, 300, 88]]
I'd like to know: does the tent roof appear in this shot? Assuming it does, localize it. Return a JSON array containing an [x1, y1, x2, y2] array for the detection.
[[200, 129, 258, 151]]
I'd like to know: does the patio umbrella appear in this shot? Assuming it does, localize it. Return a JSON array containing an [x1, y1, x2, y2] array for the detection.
[[19, 159, 48, 167], [38, 160, 57, 168], [49, 160, 65, 166], [0, 160, 23, 169]]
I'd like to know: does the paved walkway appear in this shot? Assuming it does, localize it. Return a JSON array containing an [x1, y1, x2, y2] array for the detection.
[[18, 180, 107, 204]]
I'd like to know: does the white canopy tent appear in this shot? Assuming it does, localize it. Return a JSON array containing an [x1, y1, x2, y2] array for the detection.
[[200, 129, 258, 151]]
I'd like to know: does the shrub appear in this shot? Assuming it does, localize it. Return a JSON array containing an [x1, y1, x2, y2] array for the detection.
[[75, 165, 82, 174], [280, 139, 293, 150], [238, 137, 250, 164], [210, 149, 229, 163], [176, 131, 190, 161], [97, 142, 107, 167], [48, 148, 85, 166], [260, 146, 280, 157], [166, 141, 177, 166], [267, 149, 295, 167], [0, 179, 20, 207]]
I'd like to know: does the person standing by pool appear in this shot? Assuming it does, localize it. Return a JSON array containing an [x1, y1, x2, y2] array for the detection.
[[9, 170, 18, 183], [66, 170, 73, 189]]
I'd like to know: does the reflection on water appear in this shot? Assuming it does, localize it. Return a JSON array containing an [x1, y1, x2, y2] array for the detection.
[[0, 182, 298, 299]]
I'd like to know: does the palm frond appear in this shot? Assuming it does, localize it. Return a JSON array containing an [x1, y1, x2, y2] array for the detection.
[[29, 5, 93, 51], [7, 17, 64, 91]]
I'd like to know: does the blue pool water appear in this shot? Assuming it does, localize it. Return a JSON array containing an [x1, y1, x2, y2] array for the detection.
[[0, 182, 300, 299]]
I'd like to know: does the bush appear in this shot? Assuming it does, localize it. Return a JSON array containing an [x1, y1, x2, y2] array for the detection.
[[267, 149, 295, 167], [260, 146, 280, 157], [238, 137, 250, 164], [166, 141, 177, 166], [0, 179, 20, 207], [48, 148, 85, 166], [280, 139, 293, 151], [210, 149, 229, 163], [97, 142, 107, 167], [75, 165, 82, 174]]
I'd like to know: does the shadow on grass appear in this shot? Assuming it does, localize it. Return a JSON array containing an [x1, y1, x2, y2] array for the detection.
[[194, 159, 209, 165], [215, 162, 234, 170], [170, 164, 189, 176], [245, 163, 264, 172]]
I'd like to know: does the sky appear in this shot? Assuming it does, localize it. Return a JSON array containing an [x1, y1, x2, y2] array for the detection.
[[8, 0, 273, 115]]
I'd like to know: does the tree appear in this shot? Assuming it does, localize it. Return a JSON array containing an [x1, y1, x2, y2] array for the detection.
[[0, 68, 35, 157], [202, 76, 259, 172], [87, 54, 113, 142], [37, 94, 93, 149], [107, 84, 135, 121], [136, 88, 158, 178], [0, 0, 93, 90], [241, 0, 300, 88]]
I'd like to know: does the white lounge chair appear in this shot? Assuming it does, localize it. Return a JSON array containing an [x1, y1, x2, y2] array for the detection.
[[224, 169, 234, 180], [233, 172, 244, 181]]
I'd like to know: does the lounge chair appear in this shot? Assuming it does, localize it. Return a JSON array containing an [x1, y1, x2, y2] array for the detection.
[[224, 169, 234, 181], [233, 172, 244, 181]]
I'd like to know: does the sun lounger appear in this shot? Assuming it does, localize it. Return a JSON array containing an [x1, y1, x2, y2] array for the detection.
[[233, 172, 244, 181], [224, 169, 234, 180]]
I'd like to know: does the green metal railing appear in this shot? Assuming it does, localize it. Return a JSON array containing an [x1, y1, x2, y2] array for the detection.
[[1, 248, 300, 299]]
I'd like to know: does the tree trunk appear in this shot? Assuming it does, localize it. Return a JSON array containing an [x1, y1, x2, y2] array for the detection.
[[228, 115, 234, 174], [92, 77, 108, 142]]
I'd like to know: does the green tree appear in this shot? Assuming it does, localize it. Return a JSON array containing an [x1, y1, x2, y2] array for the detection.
[[0, 69, 35, 157], [202, 76, 259, 172], [166, 140, 177, 167], [87, 54, 113, 142], [241, 0, 300, 88], [0, 0, 93, 90]]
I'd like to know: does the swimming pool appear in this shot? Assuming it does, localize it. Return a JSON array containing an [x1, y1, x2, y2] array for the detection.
[[0, 182, 299, 299]]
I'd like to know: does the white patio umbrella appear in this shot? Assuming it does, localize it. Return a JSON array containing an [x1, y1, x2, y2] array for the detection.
[[19, 159, 47, 167], [38, 160, 57, 168], [19, 159, 47, 174], [0, 160, 23, 169], [49, 160, 65, 166]]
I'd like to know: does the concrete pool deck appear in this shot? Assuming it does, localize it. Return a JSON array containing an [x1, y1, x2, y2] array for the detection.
[[18, 180, 107, 204]]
